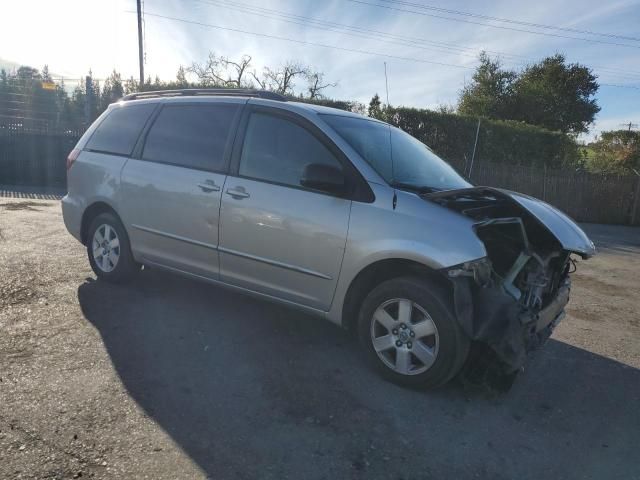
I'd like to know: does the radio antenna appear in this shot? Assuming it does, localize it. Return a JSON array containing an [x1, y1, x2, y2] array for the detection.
[[384, 62, 390, 106]]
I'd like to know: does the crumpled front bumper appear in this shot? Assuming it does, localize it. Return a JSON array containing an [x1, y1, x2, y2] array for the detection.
[[451, 276, 571, 372], [533, 281, 569, 333]]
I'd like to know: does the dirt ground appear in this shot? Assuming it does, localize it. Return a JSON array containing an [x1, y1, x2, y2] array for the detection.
[[1, 195, 639, 480]]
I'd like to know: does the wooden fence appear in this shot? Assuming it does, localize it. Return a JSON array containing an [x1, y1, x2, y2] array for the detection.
[[468, 161, 640, 225], [0, 130, 639, 226]]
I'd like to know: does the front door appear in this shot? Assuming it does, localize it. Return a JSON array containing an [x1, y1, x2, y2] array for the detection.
[[218, 109, 352, 310]]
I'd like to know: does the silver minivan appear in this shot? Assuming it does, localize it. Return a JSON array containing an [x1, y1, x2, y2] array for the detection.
[[62, 89, 595, 389]]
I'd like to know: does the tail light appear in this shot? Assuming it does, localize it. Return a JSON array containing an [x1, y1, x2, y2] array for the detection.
[[66, 148, 80, 171]]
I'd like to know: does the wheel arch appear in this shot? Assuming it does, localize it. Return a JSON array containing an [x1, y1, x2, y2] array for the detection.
[[80, 201, 122, 245], [340, 258, 453, 333]]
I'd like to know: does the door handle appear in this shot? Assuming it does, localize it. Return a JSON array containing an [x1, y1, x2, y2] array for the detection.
[[225, 187, 250, 199], [197, 181, 221, 193]]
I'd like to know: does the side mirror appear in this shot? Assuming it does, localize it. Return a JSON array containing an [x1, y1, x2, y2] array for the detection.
[[300, 163, 348, 195]]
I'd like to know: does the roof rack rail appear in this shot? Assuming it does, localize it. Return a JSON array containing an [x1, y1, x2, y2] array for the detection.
[[121, 88, 287, 102]]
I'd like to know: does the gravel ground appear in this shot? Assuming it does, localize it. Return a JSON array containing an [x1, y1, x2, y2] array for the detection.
[[1, 197, 639, 480]]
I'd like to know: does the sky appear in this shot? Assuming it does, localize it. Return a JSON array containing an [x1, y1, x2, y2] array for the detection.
[[1, 0, 639, 140]]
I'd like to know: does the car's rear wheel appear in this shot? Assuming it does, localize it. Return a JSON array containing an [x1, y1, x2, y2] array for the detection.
[[87, 212, 139, 283], [357, 276, 469, 389]]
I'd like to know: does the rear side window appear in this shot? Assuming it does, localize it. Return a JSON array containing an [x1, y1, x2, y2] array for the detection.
[[142, 103, 239, 171], [239, 112, 342, 188], [86, 104, 155, 156]]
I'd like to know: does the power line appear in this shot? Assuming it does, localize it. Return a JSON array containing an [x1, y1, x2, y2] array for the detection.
[[192, 0, 486, 60], [136, 11, 475, 70], [377, 0, 640, 42], [347, 0, 640, 50], [48, 77, 95, 83], [191, 0, 640, 80], [193, 0, 484, 55], [135, 10, 640, 91], [600, 83, 640, 91]]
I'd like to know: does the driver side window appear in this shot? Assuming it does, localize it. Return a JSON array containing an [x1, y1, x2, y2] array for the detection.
[[239, 112, 343, 188]]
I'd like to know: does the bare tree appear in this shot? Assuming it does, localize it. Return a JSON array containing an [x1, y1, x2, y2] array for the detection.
[[188, 52, 226, 86], [306, 71, 337, 99], [188, 52, 254, 88], [220, 55, 253, 88], [261, 61, 309, 95], [250, 70, 267, 90], [190, 55, 335, 98]]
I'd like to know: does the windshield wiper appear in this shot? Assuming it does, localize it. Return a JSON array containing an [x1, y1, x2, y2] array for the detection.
[[390, 182, 441, 194]]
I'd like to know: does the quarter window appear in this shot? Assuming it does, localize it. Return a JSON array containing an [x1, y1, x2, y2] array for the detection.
[[86, 104, 155, 156], [239, 112, 343, 188], [143, 104, 239, 171]]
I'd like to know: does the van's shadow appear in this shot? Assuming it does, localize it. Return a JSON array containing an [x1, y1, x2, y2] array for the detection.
[[78, 270, 640, 479]]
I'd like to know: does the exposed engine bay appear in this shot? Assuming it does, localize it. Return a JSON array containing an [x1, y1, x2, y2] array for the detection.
[[425, 187, 595, 379]]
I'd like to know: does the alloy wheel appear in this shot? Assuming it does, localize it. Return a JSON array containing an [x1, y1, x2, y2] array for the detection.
[[92, 224, 120, 273], [370, 298, 440, 375]]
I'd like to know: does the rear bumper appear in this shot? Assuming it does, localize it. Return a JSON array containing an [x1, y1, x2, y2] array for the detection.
[[61, 194, 83, 243]]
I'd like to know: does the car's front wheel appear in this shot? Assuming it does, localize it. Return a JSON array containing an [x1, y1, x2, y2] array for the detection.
[[357, 276, 469, 389], [87, 212, 140, 283]]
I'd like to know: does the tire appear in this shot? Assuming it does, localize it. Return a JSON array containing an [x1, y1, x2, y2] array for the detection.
[[357, 276, 469, 389], [86, 212, 140, 283]]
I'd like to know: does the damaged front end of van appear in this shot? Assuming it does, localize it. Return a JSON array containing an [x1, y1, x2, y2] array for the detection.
[[426, 187, 596, 382]]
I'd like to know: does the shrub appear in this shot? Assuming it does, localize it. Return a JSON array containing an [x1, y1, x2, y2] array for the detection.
[[386, 107, 580, 170]]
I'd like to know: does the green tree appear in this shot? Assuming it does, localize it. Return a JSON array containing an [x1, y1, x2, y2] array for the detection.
[[124, 76, 139, 95], [175, 66, 189, 88], [15, 66, 41, 83], [511, 54, 599, 134], [458, 52, 516, 120], [99, 70, 124, 110], [41, 64, 52, 82], [0, 65, 68, 131], [589, 130, 640, 173], [68, 71, 100, 126], [458, 53, 599, 134], [55, 78, 76, 130], [368, 93, 384, 119]]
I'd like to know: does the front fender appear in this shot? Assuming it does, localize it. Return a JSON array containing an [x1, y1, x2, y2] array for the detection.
[[326, 186, 487, 325]]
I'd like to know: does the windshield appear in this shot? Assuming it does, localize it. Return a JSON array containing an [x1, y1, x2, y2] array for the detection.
[[321, 114, 471, 192]]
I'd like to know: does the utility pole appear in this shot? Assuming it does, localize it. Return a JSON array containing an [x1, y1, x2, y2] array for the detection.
[[137, 0, 145, 90]]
